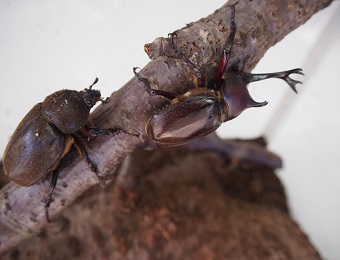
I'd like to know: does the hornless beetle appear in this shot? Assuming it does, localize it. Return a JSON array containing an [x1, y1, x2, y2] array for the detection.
[[134, 4, 303, 147], [3, 78, 139, 221]]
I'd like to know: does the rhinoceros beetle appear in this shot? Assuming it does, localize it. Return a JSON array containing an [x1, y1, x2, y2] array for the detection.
[[3, 78, 138, 221], [134, 4, 303, 147]]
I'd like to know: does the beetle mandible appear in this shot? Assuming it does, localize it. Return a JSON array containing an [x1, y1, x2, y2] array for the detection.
[[134, 4, 303, 147], [3, 78, 138, 221]]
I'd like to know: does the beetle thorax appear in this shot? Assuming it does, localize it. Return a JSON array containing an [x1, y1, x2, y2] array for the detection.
[[42, 90, 92, 134]]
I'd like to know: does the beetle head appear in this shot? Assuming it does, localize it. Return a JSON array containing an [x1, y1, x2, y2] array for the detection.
[[223, 73, 267, 121], [79, 78, 109, 107], [80, 88, 101, 107]]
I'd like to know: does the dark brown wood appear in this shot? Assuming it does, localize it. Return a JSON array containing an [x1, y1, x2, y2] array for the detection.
[[1, 140, 320, 259]]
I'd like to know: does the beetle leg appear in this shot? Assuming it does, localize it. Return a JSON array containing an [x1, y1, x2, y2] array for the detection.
[[241, 68, 304, 93], [44, 170, 59, 222], [214, 4, 237, 90], [168, 33, 204, 81], [72, 134, 99, 174], [133, 67, 177, 100], [89, 126, 140, 137]]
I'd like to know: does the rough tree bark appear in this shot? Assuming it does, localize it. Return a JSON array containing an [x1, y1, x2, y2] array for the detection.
[[0, 0, 332, 256], [1, 138, 321, 259]]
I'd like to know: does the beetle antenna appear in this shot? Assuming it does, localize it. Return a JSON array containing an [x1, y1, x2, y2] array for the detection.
[[89, 77, 99, 90]]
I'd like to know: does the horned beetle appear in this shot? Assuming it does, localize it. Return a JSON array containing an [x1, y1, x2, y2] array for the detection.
[[134, 3, 303, 147]]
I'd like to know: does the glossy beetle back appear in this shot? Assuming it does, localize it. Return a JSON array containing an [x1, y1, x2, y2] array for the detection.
[[3, 104, 67, 186], [147, 94, 223, 147], [42, 90, 92, 134]]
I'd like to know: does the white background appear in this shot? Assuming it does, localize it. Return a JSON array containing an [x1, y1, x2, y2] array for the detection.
[[0, 1, 339, 259]]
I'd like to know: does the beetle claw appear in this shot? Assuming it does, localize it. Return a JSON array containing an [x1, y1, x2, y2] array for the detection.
[[281, 68, 304, 93]]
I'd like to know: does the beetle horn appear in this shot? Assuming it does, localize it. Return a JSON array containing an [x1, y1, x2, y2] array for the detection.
[[241, 69, 303, 94], [246, 99, 268, 108], [223, 75, 268, 121], [225, 89, 268, 120]]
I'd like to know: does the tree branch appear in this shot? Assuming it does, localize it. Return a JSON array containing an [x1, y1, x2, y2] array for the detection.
[[0, 0, 332, 254]]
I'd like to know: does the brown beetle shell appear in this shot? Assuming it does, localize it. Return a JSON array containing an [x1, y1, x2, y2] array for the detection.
[[3, 103, 72, 186], [147, 94, 223, 147], [42, 90, 91, 134]]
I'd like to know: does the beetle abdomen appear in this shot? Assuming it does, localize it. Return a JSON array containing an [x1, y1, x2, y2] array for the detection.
[[147, 95, 222, 147], [3, 104, 65, 186]]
